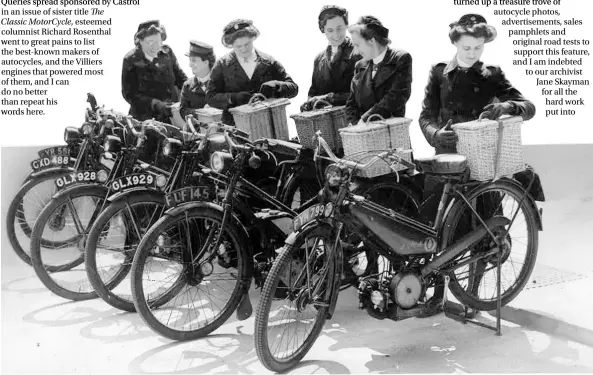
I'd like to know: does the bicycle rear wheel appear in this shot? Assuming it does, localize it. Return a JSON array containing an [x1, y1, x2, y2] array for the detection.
[[445, 179, 539, 311]]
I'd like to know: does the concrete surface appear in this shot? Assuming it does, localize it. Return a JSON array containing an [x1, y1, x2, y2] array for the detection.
[[2, 144, 593, 373]]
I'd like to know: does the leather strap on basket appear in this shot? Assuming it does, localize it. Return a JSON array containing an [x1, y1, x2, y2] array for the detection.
[[313, 99, 332, 111], [249, 93, 267, 105], [479, 111, 503, 181]]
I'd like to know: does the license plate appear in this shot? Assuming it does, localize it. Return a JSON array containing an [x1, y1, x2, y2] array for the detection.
[[30, 155, 71, 171], [165, 186, 213, 207], [55, 171, 98, 189], [111, 173, 156, 192], [38, 146, 70, 159], [293, 203, 332, 232]]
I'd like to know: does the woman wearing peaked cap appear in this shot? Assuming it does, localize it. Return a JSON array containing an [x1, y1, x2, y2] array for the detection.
[[121, 20, 188, 123], [416, 14, 537, 319], [344, 16, 413, 125], [179, 40, 216, 120], [300, 5, 361, 112], [206, 19, 299, 125]]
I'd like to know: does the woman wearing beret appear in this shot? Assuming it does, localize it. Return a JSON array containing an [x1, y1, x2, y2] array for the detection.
[[179, 40, 216, 120], [206, 19, 299, 125], [300, 5, 361, 112], [344, 16, 413, 125], [121, 20, 188, 123], [417, 14, 536, 318]]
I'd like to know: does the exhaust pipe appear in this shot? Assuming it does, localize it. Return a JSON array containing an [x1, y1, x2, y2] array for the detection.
[[421, 216, 510, 277]]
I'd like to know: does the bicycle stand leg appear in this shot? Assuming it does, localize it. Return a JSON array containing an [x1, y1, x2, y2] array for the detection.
[[442, 275, 449, 310], [496, 255, 502, 336]]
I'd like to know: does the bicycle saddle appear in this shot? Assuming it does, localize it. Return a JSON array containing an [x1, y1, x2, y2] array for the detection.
[[415, 154, 467, 175]]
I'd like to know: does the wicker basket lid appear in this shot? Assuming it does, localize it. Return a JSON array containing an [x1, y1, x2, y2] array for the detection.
[[195, 106, 223, 116], [229, 93, 290, 114], [451, 115, 523, 131], [339, 116, 413, 134]]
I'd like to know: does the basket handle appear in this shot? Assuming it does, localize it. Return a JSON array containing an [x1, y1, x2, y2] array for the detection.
[[312, 99, 332, 110], [249, 93, 267, 105], [366, 114, 385, 124], [478, 111, 492, 121]]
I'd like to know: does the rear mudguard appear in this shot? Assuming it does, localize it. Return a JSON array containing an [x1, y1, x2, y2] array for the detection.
[[283, 220, 342, 319], [440, 177, 542, 245], [107, 187, 164, 204]]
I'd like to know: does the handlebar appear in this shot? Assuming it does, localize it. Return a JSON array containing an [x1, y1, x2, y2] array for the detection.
[[314, 131, 415, 172], [185, 114, 250, 139], [124, 116, 144, 139], [223, 130, 253, 153]]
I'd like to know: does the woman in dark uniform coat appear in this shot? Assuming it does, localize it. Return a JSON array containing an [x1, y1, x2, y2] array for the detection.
[[417, 14, 536, 318], [300, 5, 361, 112], [206, 19, 298, 125], [121, 20, 188, 123], [344, 16, 413, 125], [179, 41, 216, 119]]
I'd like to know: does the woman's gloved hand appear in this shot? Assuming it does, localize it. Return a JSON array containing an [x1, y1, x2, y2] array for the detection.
[[434, 119, 457, 147], [151, 99, 172, 118], [483, 102, 514, 119], [231, 91, 252, 106], [300, 94, 331, 112], [260, 80, 283, 98]]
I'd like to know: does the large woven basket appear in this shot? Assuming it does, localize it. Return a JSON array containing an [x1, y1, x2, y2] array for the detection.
[[229, 94, 290, 141], [291, 100, 334, 149], [451, 114, 525, 181], [266, 97, 291, 141], [338, 114, 413, 178]]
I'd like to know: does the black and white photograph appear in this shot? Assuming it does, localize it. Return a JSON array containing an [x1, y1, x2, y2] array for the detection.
[[1, 0, 592, 373]]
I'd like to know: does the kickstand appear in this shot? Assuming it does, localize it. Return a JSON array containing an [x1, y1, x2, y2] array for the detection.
[[443, 257, 503, 336]]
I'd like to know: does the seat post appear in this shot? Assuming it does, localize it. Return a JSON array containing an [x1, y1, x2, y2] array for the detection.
[[433, 178, 453, 230]]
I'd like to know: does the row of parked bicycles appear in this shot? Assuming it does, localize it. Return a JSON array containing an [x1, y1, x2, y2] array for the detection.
[[7, 93, 544, 372]]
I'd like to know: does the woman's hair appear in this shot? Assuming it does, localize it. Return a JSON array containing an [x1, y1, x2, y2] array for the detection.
[[198, 52, 216, 69], [318, 6, 348, 32], [134, 24, 166, 46], [449, 23, 496, 43], [448, 14, 497, 43], [221, 19, 260, 48], [347, 16, 390, 46]]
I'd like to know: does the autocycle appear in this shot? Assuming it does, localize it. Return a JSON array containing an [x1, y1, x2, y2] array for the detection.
[[28, 117, 179, 300], [6, 94, 128, 267], [84, 116, 265, 312], [129, 127, 421, 342], [253, 132, 543, 372]]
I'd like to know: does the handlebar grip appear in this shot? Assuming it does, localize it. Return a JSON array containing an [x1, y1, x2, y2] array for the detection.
[[233, 128, 250, 139]]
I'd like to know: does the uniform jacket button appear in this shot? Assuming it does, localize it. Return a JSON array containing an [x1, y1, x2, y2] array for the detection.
[[474, 87, 480, 92]]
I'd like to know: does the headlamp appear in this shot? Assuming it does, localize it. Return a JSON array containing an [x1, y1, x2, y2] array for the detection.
[[64, 126, 81, 143], [81, 122, 94, 135], [103, 135, 122, 153], [163, 138, 182, 158], [210, 151, 233, 173]]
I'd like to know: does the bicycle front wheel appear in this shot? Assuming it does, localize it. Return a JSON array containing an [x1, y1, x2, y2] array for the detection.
[[254, 223, 335, 372], [130, 206, 250, 341]]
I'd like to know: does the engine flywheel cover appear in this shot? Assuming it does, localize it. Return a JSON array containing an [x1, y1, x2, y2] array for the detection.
[[391, 272, 423, 309]]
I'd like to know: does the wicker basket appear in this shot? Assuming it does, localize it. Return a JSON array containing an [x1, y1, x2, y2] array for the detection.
[[291, 100, 348, 151], [229, 94, 290, 141], [338, 114, 413, 178], [266, 98, 291, 141], [451, 114, 525, 181]]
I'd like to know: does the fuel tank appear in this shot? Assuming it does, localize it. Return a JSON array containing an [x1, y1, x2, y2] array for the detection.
[[349, 203, 437, 256]]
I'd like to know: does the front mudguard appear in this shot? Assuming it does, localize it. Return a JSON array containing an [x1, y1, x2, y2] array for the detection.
[[283, 220, 342, 319], [106, 187, 164, 204], [30, 166, 75, 180], [51, 181, 108, 200], [163, 201, 253, 282]]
